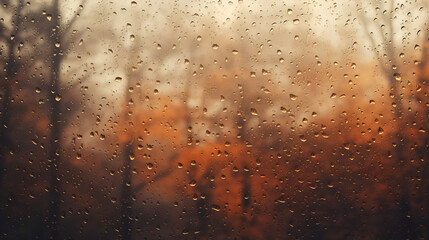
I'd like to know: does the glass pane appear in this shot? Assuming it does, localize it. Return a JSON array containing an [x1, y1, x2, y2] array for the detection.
[[0, 0, 428, 239]]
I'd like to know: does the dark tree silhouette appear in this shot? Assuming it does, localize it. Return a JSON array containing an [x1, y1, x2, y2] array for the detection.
[[46, 0, 84, 238], [0, 0, 23, 235], [357, 1, 425, 238]]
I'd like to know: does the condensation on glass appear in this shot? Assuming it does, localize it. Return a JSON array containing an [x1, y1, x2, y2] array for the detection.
[[0, 0, 428, 239]]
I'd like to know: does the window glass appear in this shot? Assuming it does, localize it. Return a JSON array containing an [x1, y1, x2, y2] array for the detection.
[[0, 0, 428, 239]]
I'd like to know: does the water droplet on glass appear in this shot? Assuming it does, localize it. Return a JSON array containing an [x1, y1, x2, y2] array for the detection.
[[393, 73, 401, 81], [189, 179, 196, 187], [146, 163, 153, 170], [211, 204, 221, 211], [262, 69, 268, 75]]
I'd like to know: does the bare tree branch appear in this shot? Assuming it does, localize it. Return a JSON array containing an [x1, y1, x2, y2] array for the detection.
[[67, 71, 91, 89], [357, 6, 390, 77], [63, 0, 85, 34], [133, 153, 179, 192], [62, 27, 88, 53]]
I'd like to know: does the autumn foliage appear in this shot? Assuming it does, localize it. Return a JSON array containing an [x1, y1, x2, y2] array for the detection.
[[0, 0, 428, 239]]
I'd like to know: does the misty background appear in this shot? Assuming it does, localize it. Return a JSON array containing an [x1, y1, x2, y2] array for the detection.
[[0, 0, 428, 239]]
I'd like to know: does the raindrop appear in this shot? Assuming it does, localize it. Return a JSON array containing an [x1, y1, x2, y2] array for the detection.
[[147, 163, 153, 170], [211, 204, 221, 211], [189, 179, 196, 187], [393, 73, 401, 81]]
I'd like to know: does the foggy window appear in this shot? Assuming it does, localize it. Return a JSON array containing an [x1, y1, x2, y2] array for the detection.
[[0, 0, 428, 239]]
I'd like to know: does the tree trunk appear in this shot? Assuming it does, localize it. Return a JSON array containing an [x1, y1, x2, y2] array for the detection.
[[417, 27, 429, 239], [390, 69, 415, 240], [0, 0, 23, 235], [47, 0, 63, 238], [119, 53, 138, 239], [119, 143, 133, 240]]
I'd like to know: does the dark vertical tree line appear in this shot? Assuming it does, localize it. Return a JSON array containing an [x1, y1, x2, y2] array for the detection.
[[0, 0, 24, 236], [357, 1, 428, 238], [0, 0, 84, 238]]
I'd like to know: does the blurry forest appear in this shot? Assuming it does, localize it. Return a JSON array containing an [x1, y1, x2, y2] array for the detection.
[[0, 0, 428, 239]]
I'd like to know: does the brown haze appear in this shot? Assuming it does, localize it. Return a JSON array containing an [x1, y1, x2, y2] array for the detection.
[[0, 0, 428, 239]]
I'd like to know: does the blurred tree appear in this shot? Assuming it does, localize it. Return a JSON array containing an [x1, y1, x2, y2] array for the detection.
[[46, 0, 84, 238], [417, 20, 429, 238], [0, 0, 23, 235], [357, 0, 427, 238], [118, 39, 141, 240]]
